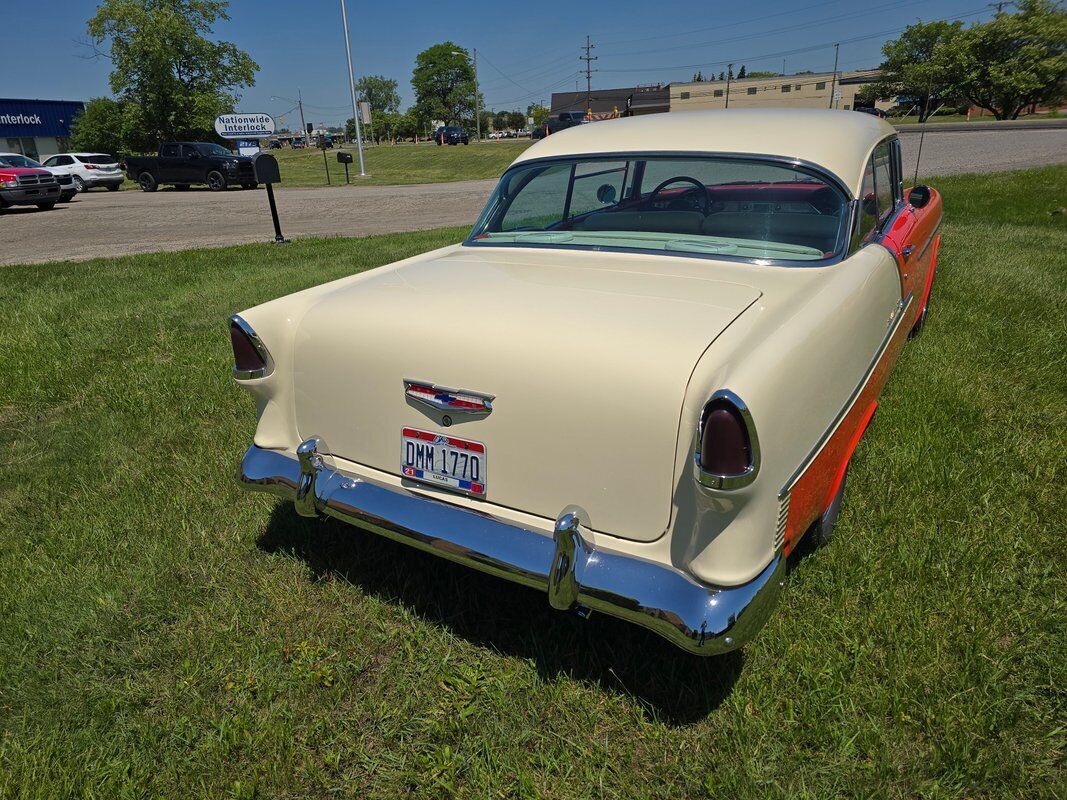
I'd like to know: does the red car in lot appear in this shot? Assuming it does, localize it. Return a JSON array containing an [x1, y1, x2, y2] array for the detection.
[[0, 155, 61, 211]]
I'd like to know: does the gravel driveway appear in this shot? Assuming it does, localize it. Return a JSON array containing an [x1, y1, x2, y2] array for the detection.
[[3, 128, 1064, 267]]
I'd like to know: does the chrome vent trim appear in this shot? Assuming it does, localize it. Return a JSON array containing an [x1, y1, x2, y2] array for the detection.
[[774, 491, 790, 551]]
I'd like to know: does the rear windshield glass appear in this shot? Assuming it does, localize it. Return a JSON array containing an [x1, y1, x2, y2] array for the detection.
[[81, 155, 118, 165], [467, 155, 849, 263]]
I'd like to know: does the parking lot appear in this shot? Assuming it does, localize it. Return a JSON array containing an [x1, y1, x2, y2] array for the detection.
[[3, 127, 1065, 267]]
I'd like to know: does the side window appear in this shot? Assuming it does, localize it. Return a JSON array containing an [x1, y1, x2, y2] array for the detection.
[[857, 157, 879, 241], [43, 156, 57, 166], [567, 161, 628, 219], [872, 141, 895, 224], [182, 145, 199, 158], [499, 165, 570, 231], [160, 144, 180, 158]]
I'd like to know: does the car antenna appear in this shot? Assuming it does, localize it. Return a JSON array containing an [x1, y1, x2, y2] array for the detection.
[[912, 94, 945, 187]]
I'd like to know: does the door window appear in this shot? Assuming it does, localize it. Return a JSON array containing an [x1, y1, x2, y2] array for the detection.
[[160, 144, 180, 158], [567, 161, 628, 219], [499, 164, 570, 231]]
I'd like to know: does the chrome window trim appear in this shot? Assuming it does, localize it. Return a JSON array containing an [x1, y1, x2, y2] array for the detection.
[[848, 133, 902, 257], [779, 292, 913, 498], [693, 389, 761, 490], [229, 314, 275, 380], [465, 150, 854, 269]]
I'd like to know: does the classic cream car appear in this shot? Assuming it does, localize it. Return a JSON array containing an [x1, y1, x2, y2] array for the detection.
[[233, 109, 942, 655]]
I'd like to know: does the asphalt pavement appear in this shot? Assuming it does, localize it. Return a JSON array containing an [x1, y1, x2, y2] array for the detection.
[[3, 127, 1065, 267]]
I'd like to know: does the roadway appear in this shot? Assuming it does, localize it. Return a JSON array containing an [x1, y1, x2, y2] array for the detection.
[[3, 127, 1064, 267]]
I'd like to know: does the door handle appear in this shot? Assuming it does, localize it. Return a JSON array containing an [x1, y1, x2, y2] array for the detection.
[[901, 244, 916, 258]]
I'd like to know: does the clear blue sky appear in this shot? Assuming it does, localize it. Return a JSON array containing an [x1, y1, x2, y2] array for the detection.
[[4, 0, 993, 126]]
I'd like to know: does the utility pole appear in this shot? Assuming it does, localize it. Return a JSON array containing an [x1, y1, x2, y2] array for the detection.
[[297, 89, 308, 141], [339, 0, 366, 176], [580, 35, 598, 113], [473, 48, 480, 143], [828, 43, 840, 109], [725, 63, 733, 108]]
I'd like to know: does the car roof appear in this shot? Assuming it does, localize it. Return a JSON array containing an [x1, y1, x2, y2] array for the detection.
[[67, 152, 116, 157], [511, 108, 897, 198]]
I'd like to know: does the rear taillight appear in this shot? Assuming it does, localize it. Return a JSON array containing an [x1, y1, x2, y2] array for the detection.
[[229, 316, 273, 379], [83, 163, 98, 169], [695, 390, 760, 489]]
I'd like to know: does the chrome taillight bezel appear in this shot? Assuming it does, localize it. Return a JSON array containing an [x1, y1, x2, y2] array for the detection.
[[694, 389, 761, 490], [229, 314, 274, 380]]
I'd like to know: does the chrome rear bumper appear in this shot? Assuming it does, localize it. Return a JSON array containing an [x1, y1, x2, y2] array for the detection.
[[240, 439, 785, 655]]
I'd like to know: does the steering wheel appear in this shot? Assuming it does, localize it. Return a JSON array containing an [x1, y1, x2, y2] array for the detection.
[[647, 176, 709, 215]]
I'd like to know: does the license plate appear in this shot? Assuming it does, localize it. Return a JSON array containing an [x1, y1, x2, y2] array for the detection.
[[401, 427, 486, 497]]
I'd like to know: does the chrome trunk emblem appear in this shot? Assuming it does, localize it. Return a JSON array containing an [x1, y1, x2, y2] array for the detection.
[[404, 379, 494, 422]]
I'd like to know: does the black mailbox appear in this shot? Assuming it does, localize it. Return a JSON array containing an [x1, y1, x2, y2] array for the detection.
[[336, 151, 353, 164], [252, 153, 281, 184]]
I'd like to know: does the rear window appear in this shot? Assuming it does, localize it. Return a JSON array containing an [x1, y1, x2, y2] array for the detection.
[[81, 155, 117, 165], [469, 154, 849, 264]]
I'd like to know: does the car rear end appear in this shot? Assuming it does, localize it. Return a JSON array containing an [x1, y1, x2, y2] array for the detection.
[[77, 154, 125, 189]]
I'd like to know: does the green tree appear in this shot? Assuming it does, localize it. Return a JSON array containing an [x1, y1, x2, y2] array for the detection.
[[411, 42, 478, 125], [492, 110, 510, 131], [692, 70, 704, 82], [86, 0, 258, 151], [69, 96, 126, 156], [737, 65, 747, 79], [943, 0, 1067, 120], [863, 19, 964, 121], [506, 110, 526, 130], [529, 104, 550, 127], [746, 70, 777, 78]]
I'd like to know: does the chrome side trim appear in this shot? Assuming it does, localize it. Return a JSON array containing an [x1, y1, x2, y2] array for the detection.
[[693, 389, 762, 490], [916, 220, 942, 260], [779, 292, 913, 498], [229, 314, 275, 380], [240, 440, 786, 656], [774, 492, 790, 552]]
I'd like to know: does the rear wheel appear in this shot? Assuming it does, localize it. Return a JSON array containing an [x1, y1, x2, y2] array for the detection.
[[910, 280, 934, 338], [36, 201, 57, 211], [138, 172, 157, 192], [206, 170, 227, 191], [72, 175, 86, 192]]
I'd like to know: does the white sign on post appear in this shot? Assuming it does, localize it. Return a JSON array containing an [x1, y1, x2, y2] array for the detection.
[[359, 102, 372, 126], [214, 113, 276, 139]]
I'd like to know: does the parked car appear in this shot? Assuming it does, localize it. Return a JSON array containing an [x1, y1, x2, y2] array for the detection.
[[434, 126, 470, 145], [40, 152, 123, 192], [0, 154, 61, 210], [124, 142, 258, 192], [232, 109, 942, 656], [531, 111, 586, 140], [268, 140, 283, 150], [0, 152, 77, 202], [856, 106, 888, 119]]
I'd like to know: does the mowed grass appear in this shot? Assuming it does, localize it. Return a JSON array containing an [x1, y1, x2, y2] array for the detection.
[[270, 140, 532, 187], [0, 167, 1064, 798]]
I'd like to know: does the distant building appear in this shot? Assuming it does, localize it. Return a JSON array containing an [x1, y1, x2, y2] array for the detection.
[[550, 85, 670, 117], [0, 98, 85, 161], [669, 70, 885, 113]]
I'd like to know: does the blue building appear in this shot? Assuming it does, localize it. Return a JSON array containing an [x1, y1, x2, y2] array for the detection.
[[0, 98, 85, 161]]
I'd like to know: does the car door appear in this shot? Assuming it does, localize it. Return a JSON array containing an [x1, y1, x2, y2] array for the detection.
[[180, 144, 204, 183], [875, 139, 942, 323], [45, 155, 72, 178]]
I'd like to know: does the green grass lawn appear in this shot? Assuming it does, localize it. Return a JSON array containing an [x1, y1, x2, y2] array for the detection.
[[1, 167, 1064, 798], [271, 140, 532, 187]]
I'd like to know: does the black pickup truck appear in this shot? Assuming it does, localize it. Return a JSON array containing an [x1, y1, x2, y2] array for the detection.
[[124, 142, 258, 192]]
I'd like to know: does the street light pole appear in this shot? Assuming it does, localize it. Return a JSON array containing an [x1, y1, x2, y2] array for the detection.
[[725, 63, 733, 109], [339, 0, 366, 176], [473, 48, 480, 143]]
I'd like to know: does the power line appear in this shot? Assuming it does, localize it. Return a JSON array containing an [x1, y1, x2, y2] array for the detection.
[[597, 8, 989, 75]]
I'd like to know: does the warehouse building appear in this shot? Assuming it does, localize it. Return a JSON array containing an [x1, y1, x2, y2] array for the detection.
[[0, 98, 85, 161], [550, 84, 670, 117], [668, 70, 886, 112]]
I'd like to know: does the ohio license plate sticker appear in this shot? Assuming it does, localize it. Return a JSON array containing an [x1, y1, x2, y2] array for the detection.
[[401, 427, 486, 496]]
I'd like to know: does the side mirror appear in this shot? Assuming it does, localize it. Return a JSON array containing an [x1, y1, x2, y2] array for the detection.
[[596, 183, 617, 205], [908, 185, 931, 209]]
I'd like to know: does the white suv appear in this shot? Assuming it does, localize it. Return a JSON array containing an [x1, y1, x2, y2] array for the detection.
[[40, 152, 124, 192]]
